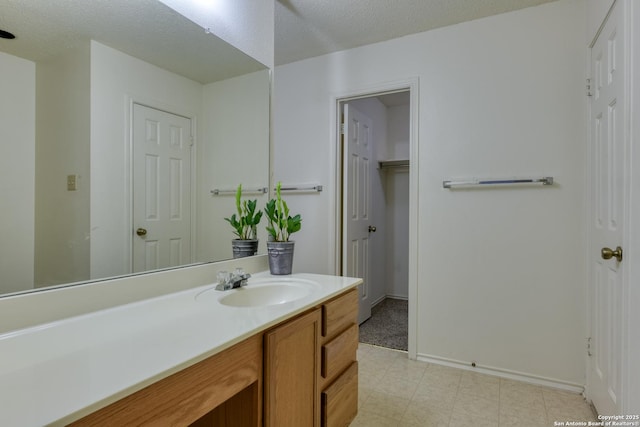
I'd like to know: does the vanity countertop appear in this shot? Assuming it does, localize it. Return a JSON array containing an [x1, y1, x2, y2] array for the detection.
[[0, 272, 362, 426]]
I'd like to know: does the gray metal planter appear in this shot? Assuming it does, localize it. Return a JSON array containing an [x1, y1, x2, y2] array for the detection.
[[231, 239, 259, 258], [267, 241, 295, 275]]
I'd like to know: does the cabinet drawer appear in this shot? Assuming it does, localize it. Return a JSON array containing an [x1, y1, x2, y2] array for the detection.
[[321, 362, 358, 427], [321, 323, 358, 381], [322, 289, 358, 339]]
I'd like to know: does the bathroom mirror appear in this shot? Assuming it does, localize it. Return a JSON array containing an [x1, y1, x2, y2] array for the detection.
[[0, 0, 270, 296]]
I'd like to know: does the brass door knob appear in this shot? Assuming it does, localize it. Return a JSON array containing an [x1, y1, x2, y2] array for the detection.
[[601, 246, 622, 262], [368, 225, 377, 233], [136, 228, 148, 237]]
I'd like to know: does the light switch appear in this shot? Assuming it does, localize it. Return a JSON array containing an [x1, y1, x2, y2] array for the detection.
[[67, 174, 77, 191]]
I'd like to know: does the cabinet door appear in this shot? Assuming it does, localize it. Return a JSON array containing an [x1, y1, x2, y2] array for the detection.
[[264, 308, 321, 427]]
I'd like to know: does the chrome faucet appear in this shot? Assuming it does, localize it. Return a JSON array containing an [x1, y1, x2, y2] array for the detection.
[[216, 268, 251, 291]]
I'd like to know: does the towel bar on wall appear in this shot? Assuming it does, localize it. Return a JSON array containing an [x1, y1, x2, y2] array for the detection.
[[276, 185, 323, 193], [442, 176, 554, 189], [211, 187, 268, 196]]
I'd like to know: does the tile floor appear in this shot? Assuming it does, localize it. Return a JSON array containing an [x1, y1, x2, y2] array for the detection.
[[351, 343, 597, 427]]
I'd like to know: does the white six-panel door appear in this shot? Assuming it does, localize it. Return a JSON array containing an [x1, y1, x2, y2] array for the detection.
[[343, 103, 373, 324], [132, 104, 192, 273], [588, 0, 626, 415]]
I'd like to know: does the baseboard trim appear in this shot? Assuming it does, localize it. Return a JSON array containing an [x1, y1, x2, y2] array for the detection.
[[416, 352, 585, 394], [370, 295, 387, 307], [385, 294, 408, 301]]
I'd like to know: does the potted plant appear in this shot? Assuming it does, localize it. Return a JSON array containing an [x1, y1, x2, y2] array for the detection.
[[264, 182, 302, 274], [224, 184, 263, 258]]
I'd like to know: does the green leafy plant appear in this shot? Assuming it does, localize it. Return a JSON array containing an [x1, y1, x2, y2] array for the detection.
[[264, 182, 302, 242], [224, 184, 263, 240]]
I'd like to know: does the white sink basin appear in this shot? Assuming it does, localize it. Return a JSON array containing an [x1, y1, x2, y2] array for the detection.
[[196, 277, 320, 308], [219, 284, 310, 307]]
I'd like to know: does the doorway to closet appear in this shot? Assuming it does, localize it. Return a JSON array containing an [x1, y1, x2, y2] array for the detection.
[[339, 90, 410, 352]]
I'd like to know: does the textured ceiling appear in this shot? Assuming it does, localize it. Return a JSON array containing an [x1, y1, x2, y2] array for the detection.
[[275, 0, 558, 65], [1, 1, 560, 76], [0, 0, 264, 84]]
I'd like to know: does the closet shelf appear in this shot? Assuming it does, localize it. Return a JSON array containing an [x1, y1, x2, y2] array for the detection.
[[378, 159, 409, 170]]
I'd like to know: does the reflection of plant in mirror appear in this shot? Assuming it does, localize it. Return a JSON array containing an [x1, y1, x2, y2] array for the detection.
[[264, 182, 302, 242], [224, 184, 263, 240]]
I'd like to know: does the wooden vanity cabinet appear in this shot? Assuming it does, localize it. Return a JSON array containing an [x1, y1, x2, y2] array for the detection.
[[319, 289, 359, 427], [70, 333, 263, 427], [263, 288, 359, 427], [70, 288, 358, 427]]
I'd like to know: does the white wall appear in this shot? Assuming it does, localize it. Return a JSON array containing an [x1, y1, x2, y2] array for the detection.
[[384, 169, 409, 299], [274, 0, 587, 385], [34, 44, 91, 287], [158, 0, 274, 68], [384, 103, 410, 299], [386, 103, 411, 160], [90, 41, 203, 279], [0, 52, 35, 293], [198, 70, 271, 261]]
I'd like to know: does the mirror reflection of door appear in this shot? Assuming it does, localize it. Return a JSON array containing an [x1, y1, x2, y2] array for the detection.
[[132, 104, 192, 272]]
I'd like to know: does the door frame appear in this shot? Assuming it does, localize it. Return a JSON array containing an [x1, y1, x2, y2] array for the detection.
[[627, 0, 640, 413], [124, 95, 198, 274], [585, 0, 634, 413], [330, 78, 419, 359]]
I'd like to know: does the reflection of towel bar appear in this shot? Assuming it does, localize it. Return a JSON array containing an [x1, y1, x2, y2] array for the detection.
[[211, 187, 268, 196], [443, 177, 554, 189], [277, 185, 323, 193]]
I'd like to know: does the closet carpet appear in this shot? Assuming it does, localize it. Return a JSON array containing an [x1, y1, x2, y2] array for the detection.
[[358, 298, 408, 351]]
